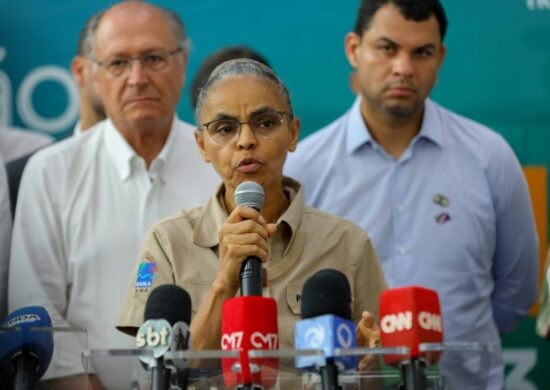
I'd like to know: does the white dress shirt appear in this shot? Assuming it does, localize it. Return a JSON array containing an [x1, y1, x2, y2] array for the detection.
[[0, 126, 53, 163], [8, 117, 220, 380], [0, 150, 11, 318]]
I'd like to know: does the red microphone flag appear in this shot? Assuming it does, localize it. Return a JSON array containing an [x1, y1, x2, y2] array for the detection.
[[221, 296, 279, 388], [379, 286, 444, 366]]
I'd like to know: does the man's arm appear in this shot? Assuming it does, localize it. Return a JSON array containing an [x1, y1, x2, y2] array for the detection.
[[8, 154, 85, 378], [489, 137, 538, 333], [0, 160, 11, 318]]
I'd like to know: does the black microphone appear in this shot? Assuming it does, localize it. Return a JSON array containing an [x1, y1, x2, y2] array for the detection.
[[234, 181, 265, 297], [136, 284, 192, 390], [296, 269, 357, 390]]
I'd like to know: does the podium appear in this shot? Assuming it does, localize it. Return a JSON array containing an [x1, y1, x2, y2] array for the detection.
[[81, 342, 491, 389]]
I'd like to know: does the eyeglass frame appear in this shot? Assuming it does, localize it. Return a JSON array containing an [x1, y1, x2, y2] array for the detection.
[[90, 47, 183, 77], [200, 110, 293, 145]]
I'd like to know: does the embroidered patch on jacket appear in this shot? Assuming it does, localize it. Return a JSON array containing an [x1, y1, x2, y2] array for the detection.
[[434, 212, 451, 224], [432, 193, 449, 207], [135, 256, 158, 290]]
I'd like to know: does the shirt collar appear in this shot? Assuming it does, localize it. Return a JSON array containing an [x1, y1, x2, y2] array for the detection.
[[345, 96, 445, 154], [104, 116, 178, 181], [193, 177, 304, 249], [346, 96, 372, 154], [416, 98, 445, 147], [104, 119, 136, 181]]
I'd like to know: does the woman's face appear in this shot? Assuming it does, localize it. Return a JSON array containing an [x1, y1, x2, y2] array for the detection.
[[195, 75, 300, 194]]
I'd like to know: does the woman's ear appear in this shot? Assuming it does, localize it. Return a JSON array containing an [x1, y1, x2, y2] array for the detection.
[[194, 130, 211, 163], [288, 117, 300, 152]]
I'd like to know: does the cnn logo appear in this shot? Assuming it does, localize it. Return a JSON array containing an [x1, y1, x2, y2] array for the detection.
[[381, 311, 442, 333]]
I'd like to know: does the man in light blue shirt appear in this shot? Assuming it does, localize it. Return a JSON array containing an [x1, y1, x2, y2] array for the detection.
[[285, 0, 538, 388]]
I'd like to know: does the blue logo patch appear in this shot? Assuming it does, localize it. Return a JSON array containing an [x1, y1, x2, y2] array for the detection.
[[135, 257, 158, 289]]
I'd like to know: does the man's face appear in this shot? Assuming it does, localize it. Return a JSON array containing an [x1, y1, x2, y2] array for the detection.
[[345, 4, 446, 119], [92, 4, 186, 131]]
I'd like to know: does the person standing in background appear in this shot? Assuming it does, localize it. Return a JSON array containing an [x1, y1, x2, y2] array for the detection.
[[4, 12, 109, 218], [285, 0, 538, 388], [8, 1, 219, 386], [189, 45, 270, 111], [70, 13, 107, 135], [0, 149, 11, 319]]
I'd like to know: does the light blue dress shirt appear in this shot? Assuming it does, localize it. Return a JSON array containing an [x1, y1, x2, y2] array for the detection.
[[285, 97, 538, 388]]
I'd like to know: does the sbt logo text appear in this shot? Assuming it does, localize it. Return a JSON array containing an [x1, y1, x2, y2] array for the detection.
[[136, 325, 170, 348], [221, 331, 278, 349], [381, 311, 442, 333]]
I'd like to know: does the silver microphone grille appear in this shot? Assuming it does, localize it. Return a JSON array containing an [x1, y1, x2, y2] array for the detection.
[[234, 181, 265, 211]]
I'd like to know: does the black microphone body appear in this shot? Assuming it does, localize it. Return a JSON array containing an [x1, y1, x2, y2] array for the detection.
[[239, 256, 263, 296], [13, 355, 40, 390], [151, 362, 170, 390], [234, 181, 265, 297], [320, 362, 340, 390], [400, 358, 428, 390]]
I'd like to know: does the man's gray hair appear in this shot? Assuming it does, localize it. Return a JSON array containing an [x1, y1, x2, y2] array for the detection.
[[195, 58, 294, 123], [78, 1, 189, 58]]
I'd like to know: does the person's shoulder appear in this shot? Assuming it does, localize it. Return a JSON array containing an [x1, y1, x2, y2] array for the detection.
[[432, 100, 508, 149], [149, 206, 204, 237], [172, 118, 198, 142], [302, 204, 369, 238], [286, 108, 350, 172], [24, 123, 105, 176], [0, 126, 53, 163], [175, 118, 196, 132], [299, 112, 348, 149]]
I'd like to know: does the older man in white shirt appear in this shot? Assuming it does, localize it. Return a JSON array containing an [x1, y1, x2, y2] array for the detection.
[[8, 1, 219, 384], [0, 150, 11, 319]]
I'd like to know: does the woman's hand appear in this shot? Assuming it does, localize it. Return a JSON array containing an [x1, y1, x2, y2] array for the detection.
[[216, 206, 277, 292], [356, 311, 381, 372]]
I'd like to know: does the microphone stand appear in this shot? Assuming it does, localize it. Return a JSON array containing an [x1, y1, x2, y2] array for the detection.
[[151, 358, 170, 390], [400, 358, 428, 390], [320, 360, 342, 390], [13, 354, 40, 390]]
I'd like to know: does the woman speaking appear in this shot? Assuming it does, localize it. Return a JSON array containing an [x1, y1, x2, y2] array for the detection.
[[117, 59, 386, 355]]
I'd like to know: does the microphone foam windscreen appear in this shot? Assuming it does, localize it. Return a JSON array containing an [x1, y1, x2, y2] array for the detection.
[[234, 181, 265, 210], [144, 284, 192, 325], [301, 269, 352, 320], [0, 306, 54, 379]]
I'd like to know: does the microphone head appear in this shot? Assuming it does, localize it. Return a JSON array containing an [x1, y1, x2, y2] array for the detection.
[[138, 285, 192, 368], [379, 286, 443, 365], [301, 269, 352, 320], [144, 284, 192, 326], [221, 296, 278, 388], [0, 306, 53, 380], [234, 181, 265, 211]]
